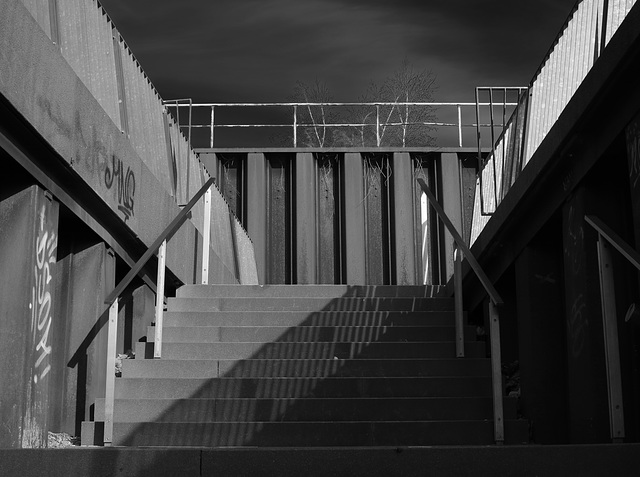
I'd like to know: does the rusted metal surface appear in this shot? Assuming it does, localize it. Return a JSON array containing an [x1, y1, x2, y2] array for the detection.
[[56, 0, 121, 130], [392, 152, 418, 285], [316, 153, 343, 284], [266, 154, 294, 284], [295, 152, 317, 284], [413, 155, 439, 284], [19, 0, 52, 40], [363, 154, 393, 284], [51, 243, 114, 437], [0, 186, 58, 448]]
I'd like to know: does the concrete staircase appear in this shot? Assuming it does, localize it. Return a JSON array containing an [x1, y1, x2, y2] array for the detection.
[[87, 284, 529, 447]]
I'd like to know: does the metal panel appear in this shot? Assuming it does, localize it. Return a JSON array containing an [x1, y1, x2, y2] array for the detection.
[[414, 155, 437, 284], [295, 152, 317, 284], [0, 186, 58, 448], [50, 242, 115, 437], [393, 152, 417, 285], [20, 0, 51, 39], [247, 153, 267, 284], [363, 153, 394, 284], [56, 0, 120, 129], [266, 154, 294, 284], [317, 153, 344, 284], [231, 212, 259, 285], [344, 153, 366, 284]]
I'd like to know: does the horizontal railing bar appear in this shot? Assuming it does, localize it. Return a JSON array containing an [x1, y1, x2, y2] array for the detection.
[[164, 102, 519, 108], [104, 177, 215, 306], [585, 215, 640, 272], [180, 122, 507, 129], [417, 178, 504, 305]]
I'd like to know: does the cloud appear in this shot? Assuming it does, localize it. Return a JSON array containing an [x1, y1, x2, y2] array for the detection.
[[98, 0, 578, 102]]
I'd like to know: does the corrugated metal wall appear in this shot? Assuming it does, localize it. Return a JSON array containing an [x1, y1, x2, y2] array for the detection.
[[17, 0, 254, 285], [56, 0, 121, 130], [471, 0, 638, 245]]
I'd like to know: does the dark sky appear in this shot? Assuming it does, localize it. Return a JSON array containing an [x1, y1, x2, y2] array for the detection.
[[98, 0, 578, 103]]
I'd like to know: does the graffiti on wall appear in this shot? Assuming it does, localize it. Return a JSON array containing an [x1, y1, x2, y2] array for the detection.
[[105, 154, 136, 221], [37, 96, 136, 222], [31, 205, 57, 384], [626, 119, 640, 190]]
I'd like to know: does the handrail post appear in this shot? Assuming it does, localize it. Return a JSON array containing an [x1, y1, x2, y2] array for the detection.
[[454, 247, 464, 357], [201, 185, 212, 284], [210, 106, 215, 148], [376, 105, 380, 147], [154, 240, 167, 359], [104, 299, 118, 446], [457, 104, 462, 147], [489, 299, 504, 445], [293, 105, 297, 147], [596, 234, 625, 442]]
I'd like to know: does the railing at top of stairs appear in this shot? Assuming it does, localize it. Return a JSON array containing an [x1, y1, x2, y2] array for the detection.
[[101, 176, 215, 446], [417, 178, 505, 445]]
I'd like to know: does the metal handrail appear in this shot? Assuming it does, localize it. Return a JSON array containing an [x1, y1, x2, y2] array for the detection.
[[417, 177, 505, 444], [103, 177, 214, 307], [102, 176, 214, 445], [164, 101, 520, 148], [585, 214, 632, 441]]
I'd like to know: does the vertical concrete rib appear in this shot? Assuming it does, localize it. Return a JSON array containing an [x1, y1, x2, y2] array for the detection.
[[393, 152, 417, 285], [295, 152, 317, 284], [344, 152, 366, 284], [247, 153, 267, 284]]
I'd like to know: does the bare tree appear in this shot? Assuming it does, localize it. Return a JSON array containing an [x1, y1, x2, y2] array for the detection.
[[290, 60, 437, 147], [292, 79, 336, 147], [376, 59, 438, 147]]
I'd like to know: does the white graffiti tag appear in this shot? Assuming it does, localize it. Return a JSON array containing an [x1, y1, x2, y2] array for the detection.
[[31, 205, 57, 383]]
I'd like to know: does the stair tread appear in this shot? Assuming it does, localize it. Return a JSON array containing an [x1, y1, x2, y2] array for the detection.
[[177, 284, 447, 298], [112, 420, 530, 446]]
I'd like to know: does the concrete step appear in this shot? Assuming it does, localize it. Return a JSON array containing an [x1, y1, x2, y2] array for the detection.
[[115, 376, 493, 399], [112, 420, 530, 447], [166, 296, 455, 313], [163, 310, 458, 327], [176, 284, 446, 299], [150, 325, 479, 344], [17, 443, 640, 475], [122, 358, 492, 379], [158, 340, 486, 360], [97, 396, 518, 423]]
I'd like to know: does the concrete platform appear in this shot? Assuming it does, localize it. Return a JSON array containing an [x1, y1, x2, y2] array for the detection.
[[3, 444, 640, 476]]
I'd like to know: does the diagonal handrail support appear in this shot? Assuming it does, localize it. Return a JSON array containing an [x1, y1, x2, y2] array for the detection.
[[417, 177, 504, 444], [585, 214, 629, 442], [585, 215, 640, 271], [102, 176, 214, 445], [417, 178, 503, 305], [104, 177, 215, 307]]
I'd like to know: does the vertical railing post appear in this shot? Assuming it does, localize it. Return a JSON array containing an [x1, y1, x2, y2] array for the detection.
[[104, 299, 118, 446], [454, 247, 464, 357], [596, 235, 626, 442], [154, 240, 167, 359], [489, 299, 504, 445], [457, 104, 463, 147], [210, 106, 215, 148], [293, 105, 297, 147], [376, 105, 381, 147], [202, 185, 212, 285]]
